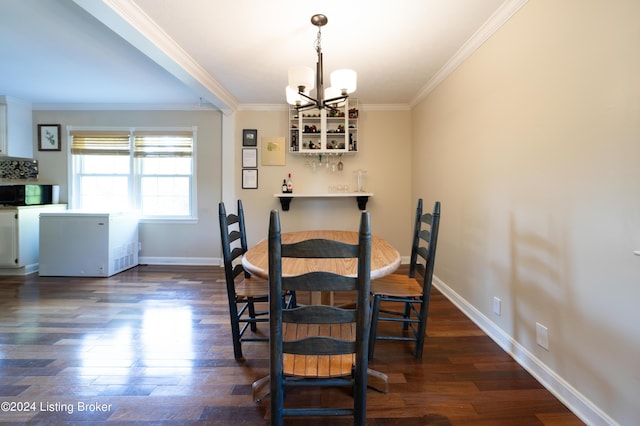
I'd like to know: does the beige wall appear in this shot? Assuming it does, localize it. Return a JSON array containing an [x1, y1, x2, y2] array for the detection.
[[235, 108, 414, 255], [31, 107, 414, 263], [32, 109, 223, 262], [412, 1, 640, 424]]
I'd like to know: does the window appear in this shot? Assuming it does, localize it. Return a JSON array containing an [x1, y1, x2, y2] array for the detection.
[[70, 128, 196, 221]]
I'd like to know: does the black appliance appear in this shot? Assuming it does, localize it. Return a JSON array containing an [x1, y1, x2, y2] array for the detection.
[[0, 184, 53, 206]]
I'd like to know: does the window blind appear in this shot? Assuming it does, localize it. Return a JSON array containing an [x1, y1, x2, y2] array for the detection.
[[70, 131, 131, 155], [133, 131, 193, 158]]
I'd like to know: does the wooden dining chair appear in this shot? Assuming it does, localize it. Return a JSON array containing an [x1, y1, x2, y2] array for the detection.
[[218, 200, 271, 360], [368, 199, 441, 359], [268, 209, 372, 426]]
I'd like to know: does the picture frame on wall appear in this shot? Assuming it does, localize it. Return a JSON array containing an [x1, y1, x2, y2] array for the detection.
[[261, 136, 286, 166], [38, 124, 61, 151], [242, 169, 258, 189], [242, 148, 258, 168], [242, 129, 258, 146]]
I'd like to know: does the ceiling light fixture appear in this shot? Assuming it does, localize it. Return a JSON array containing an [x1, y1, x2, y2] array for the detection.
[[286, 14, 357, 111]]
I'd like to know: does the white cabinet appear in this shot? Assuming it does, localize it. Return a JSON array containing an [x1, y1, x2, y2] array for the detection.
[[0, 96, 33, 158], [0, 205, 67, 274], [0, 210, 18, 266], [289, 99, 358, 154]]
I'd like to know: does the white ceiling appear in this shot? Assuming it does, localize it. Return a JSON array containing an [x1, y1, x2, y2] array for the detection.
[[0, 0, 525, 112]]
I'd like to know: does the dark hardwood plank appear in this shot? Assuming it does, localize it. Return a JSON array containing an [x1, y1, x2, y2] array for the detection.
[[0, 265, 583, 425]]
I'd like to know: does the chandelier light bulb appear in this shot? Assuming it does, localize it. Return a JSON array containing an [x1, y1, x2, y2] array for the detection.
[[324, 87, 347, 106], [331, 69, 357, 95], [288, 66, 314, 93], [286, 86, 306, 106]]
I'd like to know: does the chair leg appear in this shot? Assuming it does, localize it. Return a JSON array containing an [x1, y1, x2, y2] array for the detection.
[[247, 298, 257, 332], [402, 301, 411, 330], [228, 302, 243, 360], [414, 280, 433, 358], [368, 295, 381, 360], [414, 302, 428, 358], [270, 375, 284, 426], [354, 370, 366, 426]]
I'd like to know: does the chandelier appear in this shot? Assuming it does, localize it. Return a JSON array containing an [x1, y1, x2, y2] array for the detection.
[[286, 14, 357, 111]]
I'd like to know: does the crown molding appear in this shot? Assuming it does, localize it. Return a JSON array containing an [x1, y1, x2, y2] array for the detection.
[[359, 104, 411, 111], [73, 0, 239, 112], [237, 104, 288, 112], [411, 0, 528, 107]]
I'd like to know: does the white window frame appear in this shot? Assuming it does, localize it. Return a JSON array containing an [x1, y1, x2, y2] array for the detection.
[[67, 126, 198, 223]]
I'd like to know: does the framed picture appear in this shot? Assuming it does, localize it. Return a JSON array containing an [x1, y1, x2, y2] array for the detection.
[[261, 136, 286, 166], [242, 169, 258, 189], [243, 129, 258, 146], [38, 124, 61, 151], [242, 148, 258, 168]]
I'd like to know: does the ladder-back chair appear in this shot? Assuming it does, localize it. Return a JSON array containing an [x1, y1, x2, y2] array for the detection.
[[268, 209, 372, 425], [218, 200, 269, 360], [368, 199, 441, 359]]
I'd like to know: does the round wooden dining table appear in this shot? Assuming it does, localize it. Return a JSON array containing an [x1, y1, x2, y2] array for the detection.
[[242, 230, 401, 304]]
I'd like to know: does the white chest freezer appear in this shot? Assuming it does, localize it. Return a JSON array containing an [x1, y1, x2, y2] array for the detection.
[[39, 211, 139, 277]]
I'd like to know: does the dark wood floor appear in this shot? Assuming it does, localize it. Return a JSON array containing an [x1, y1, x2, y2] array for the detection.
[[0, 265, 583, 425]]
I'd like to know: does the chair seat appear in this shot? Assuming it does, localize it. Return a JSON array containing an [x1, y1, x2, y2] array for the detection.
[[283, 322, 356, 378], [371, 274, 423, 298], [235, 277, 268, 298]]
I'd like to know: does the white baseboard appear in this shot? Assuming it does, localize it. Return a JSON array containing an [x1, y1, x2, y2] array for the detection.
[[0, 263, 38, 276], [139, 256, 222, 266], [432, 275, 617, 426]]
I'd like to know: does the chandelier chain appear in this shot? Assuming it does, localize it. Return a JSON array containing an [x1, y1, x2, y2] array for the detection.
[[314, 26, 322, 53]]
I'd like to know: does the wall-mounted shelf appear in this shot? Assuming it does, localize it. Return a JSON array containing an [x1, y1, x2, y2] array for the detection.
[[275, 193, 373, 211], [289, 99, 358, 154]]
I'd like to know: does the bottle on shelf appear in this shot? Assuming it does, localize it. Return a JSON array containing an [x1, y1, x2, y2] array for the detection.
[[282, 179, 288, 193], [286, 173, 293, 193]]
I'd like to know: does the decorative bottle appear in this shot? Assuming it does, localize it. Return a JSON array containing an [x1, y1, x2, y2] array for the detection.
[[282, 179, 288, 193], [286, 173, 293, 193]]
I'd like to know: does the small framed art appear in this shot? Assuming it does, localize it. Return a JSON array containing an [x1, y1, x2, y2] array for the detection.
[[261, 136, 286, 166], [243, 129, 258, 146], [242, 148, 258, 168], [242, 169, 258, 189], [38, 124, 61, 151]]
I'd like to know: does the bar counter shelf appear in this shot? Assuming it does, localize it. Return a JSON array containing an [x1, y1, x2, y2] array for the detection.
[[274, 192, 373, 211]]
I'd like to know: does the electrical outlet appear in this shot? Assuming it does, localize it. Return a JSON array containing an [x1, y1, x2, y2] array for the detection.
[[536, 322, 549, 351], [493, 297, 501, 316]]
